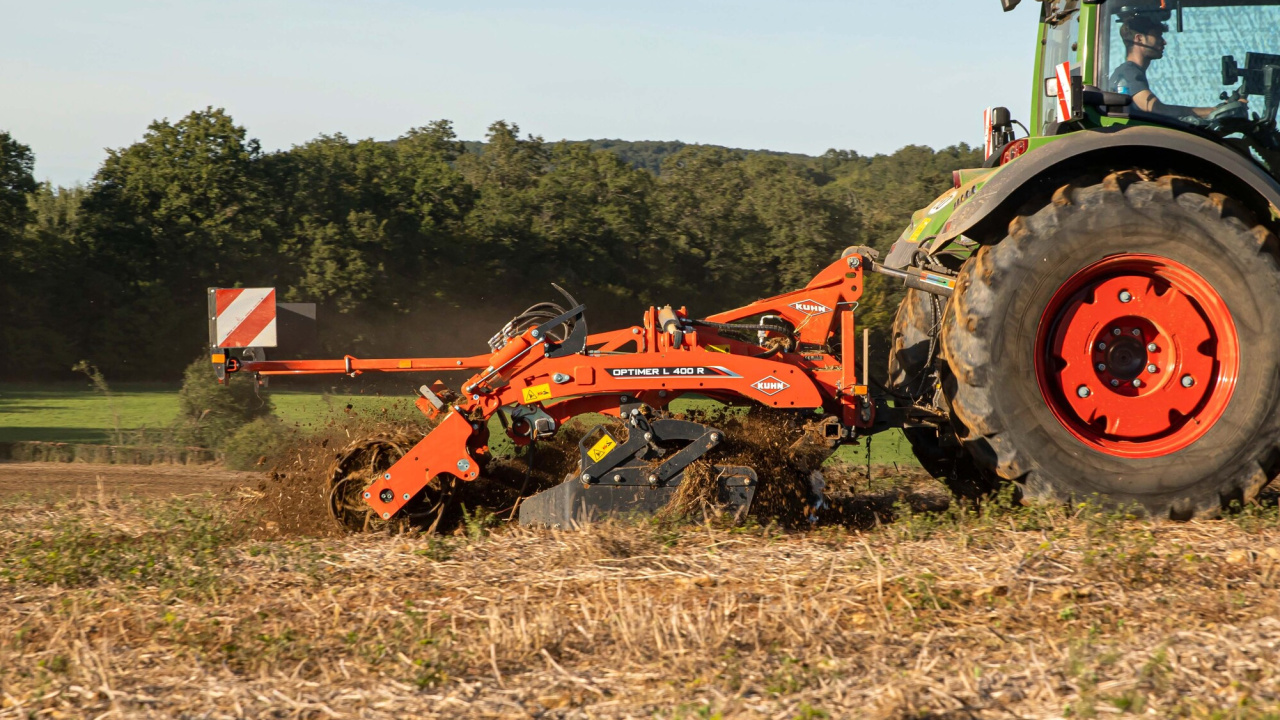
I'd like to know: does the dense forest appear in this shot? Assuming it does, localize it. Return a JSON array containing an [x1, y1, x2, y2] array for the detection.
[[0, 109, 980, 381]]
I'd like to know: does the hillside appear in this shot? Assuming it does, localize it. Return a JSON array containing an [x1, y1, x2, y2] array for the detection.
[[460, 138, 817, 174]]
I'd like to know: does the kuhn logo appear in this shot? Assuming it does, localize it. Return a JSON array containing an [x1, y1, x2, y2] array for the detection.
[[751, 376, 790, 396], [788, 299, 831, 316]]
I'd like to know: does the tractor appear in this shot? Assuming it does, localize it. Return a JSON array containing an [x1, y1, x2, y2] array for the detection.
[[886, 0, 1280, 518], [210, 0, 1280, 528]]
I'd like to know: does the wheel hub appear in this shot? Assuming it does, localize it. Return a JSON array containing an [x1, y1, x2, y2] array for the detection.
[[1035, 254, 1239, 458], [1102, 333, 1147, 381]]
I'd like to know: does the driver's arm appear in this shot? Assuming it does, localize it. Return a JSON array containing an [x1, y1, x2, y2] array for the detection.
[[1132, 90, 1212, 118]]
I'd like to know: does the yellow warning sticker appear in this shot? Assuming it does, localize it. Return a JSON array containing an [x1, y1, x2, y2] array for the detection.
[[521, 383, 552, 404], [908, 218, 932, 243], [707, 344, 730, 354], [588, 434, 617, 462]]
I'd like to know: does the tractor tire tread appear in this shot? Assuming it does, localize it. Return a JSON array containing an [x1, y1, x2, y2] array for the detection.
[[942, 171, 1280, 518]]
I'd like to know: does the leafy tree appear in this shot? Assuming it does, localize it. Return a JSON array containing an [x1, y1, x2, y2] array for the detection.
[[455, 121, 549, 289], [528, 141, 657, 316], [0, 132, 41, 371], [654, 146, 763, 307], [76, 109, 273, 377], [83, 108, 269, 284], [457, 121, 549, 192], [273, 133, 401, 312], [3, 184, 85, 370], [821, 143, 980, 251], [653, 146, 856, 312], [738, 154, 858, 295], [585, 139, 812, 175], [0, 131, 36, 241], [818, 143, 982, 364], [268, 122, 477, 358]]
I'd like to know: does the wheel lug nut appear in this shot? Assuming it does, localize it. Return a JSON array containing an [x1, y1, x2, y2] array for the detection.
[[1119, 290, 1133, 303], [1147, 364, 1158, 373], [1110, 379, 1120, 387], [1131, 328, 1141, 337], [1147, 343, 1158, 352], [1112, 328, 1122, 336], [1181, 375, 1195, 387], [1077, 385, 1091, 398], [1097, 363, 1106, 371], [1097, 342, 1107, 351], [1132, 379, 1142, 388]]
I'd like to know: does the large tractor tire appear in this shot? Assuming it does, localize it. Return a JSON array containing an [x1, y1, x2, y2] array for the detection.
[[889, 287, 1002, 499], [942, 172, 1280, 518]]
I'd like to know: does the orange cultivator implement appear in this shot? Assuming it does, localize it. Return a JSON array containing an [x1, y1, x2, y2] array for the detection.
[[212, 249, 909, 528]]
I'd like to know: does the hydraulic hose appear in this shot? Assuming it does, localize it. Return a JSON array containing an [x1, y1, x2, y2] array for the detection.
[[489, 302, 569, 351], [690, 319, 793, 335]]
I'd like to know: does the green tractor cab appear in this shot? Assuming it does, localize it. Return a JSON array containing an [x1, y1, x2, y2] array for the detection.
[[885, 0, 1280, 518]]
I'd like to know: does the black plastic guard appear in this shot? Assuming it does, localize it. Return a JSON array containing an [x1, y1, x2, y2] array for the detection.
[[517, 465, 757, 528]]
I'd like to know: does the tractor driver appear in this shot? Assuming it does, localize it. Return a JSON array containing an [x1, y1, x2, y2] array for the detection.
[[1109, 16, 1242, 119]]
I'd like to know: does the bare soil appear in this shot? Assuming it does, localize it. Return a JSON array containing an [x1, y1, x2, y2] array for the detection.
[[0, 460, 259, 499]]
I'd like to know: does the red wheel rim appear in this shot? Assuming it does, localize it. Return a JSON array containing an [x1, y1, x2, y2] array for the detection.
[[1034, 254, 1238, 458]]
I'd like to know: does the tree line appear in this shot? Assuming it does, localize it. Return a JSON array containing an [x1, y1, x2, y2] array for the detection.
[[0, 109, 980, 381]]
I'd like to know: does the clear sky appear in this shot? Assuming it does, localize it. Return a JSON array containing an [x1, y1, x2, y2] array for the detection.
[[3, 0, 1039, 187]]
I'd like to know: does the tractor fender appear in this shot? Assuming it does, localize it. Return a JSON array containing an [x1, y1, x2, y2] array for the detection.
[[934, 124, 1280, 247]]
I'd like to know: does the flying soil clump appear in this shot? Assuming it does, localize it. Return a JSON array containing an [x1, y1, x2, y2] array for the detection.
[[240, 408, 589, 537], [663, 408, 830, 526], [240, 402, 846, 536]]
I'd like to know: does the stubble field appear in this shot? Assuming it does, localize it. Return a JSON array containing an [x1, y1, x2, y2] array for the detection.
[[3, 464, 1280, 719]]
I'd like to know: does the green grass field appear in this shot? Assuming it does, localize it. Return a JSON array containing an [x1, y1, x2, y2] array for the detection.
[[0, 383, 920, 466], [0, 383, 408, 444]]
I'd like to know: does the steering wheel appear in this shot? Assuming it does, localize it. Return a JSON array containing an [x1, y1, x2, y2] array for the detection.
[[1207, 93, 1250, 124], [1178, 90, 1251, 130]]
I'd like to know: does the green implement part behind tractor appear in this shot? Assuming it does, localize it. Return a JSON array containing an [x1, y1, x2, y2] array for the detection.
[[882, 0, 1280, 518]]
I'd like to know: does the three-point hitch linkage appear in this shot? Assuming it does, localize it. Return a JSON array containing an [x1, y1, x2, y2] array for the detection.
[[213, 249, 931, 528]]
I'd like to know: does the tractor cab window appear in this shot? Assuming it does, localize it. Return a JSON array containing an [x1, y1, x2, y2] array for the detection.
[[1099, 0, 1280, 121], [1039, 6, 1080, 133]]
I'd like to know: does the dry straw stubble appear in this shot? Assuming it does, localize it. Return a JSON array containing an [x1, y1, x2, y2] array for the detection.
[[5, 486, 1280, 718]]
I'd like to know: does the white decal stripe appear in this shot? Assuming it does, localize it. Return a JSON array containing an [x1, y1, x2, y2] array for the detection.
[[216, 288, 273, 346], [984, 107, 993, 159], [246, 317, 278, 349]]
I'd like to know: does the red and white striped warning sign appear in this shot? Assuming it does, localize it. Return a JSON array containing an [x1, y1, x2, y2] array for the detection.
[[1054, 61, 1074, 123], [214, 288, 277, 348]]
